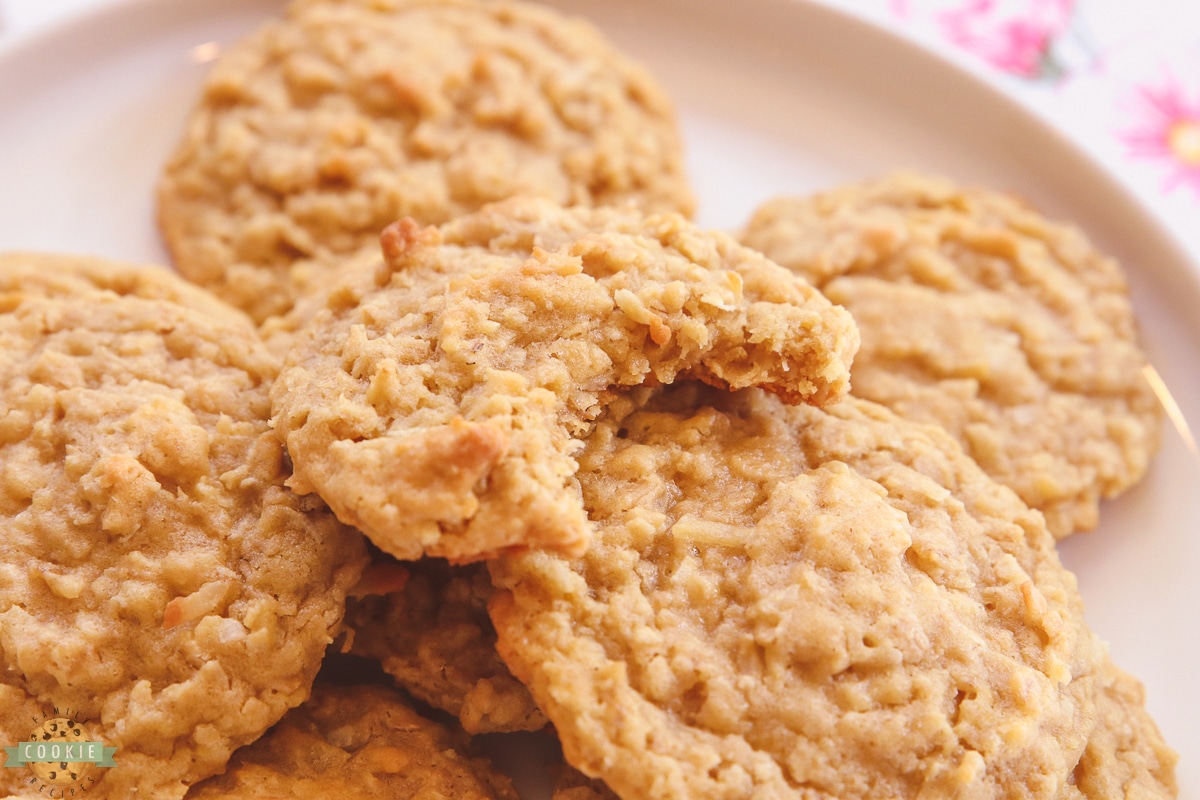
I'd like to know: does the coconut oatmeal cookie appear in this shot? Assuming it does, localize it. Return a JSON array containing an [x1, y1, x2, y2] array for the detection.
[[158, 0, 694, 323], [0, 258, 367, 798], [489, 382, 1121, 800], [552, 765, 621, 800], [271, 198, 858, 563], [0, 251, 248, 323], [346, 558, 546, 735], [739, 172, 1162, 537], [1063, 664, 1178, 799], [185, 683, 518, 799]]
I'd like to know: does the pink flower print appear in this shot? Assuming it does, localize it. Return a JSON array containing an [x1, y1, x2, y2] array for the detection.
[[938, 0, 1077, 81], [1123, 78, 1200, 195]]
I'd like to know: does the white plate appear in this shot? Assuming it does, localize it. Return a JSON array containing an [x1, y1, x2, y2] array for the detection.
[[0, 0, 1196, 795]]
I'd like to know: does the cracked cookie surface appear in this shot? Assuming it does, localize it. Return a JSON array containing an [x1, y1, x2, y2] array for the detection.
[[739, 172, 1162, 538], [271, 199, 857, 562], [158, 0, 694, 323]]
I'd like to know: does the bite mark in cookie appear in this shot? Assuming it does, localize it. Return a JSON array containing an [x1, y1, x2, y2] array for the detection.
[[271, 199, 857, 563]]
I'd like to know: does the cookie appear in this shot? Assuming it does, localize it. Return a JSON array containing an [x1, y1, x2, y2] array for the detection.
[[271, 199, 858, 563], [739, 172, 1162, 537], [158, 0, 695, 323], [0, 251, 246, 323], [1063, 664, 1177, 799], [0, 260, 367, 798], [346, 558, 546, 734], [552, 765, 621, 800], [185, 683, 518, 799], [489, 382, 1117, 799], [185, 682, 519, 799]]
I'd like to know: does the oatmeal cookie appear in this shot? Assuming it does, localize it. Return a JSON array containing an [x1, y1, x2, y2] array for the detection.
[[271, 199, 857, 562], [185, 683, 519, 799], [739, 172, 1162, 537], [1062, 664, 1178, 799], [0, 251, 245, 323], [489, 382, 1117, 800], [552, 765, 621, 800], [346, 558, 546, 734], [0, 264, 367, 798], [158, 0, 694, 323]]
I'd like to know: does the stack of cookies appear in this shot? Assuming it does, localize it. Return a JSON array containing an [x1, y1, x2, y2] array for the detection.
[[0, 0, 1177, 797]]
